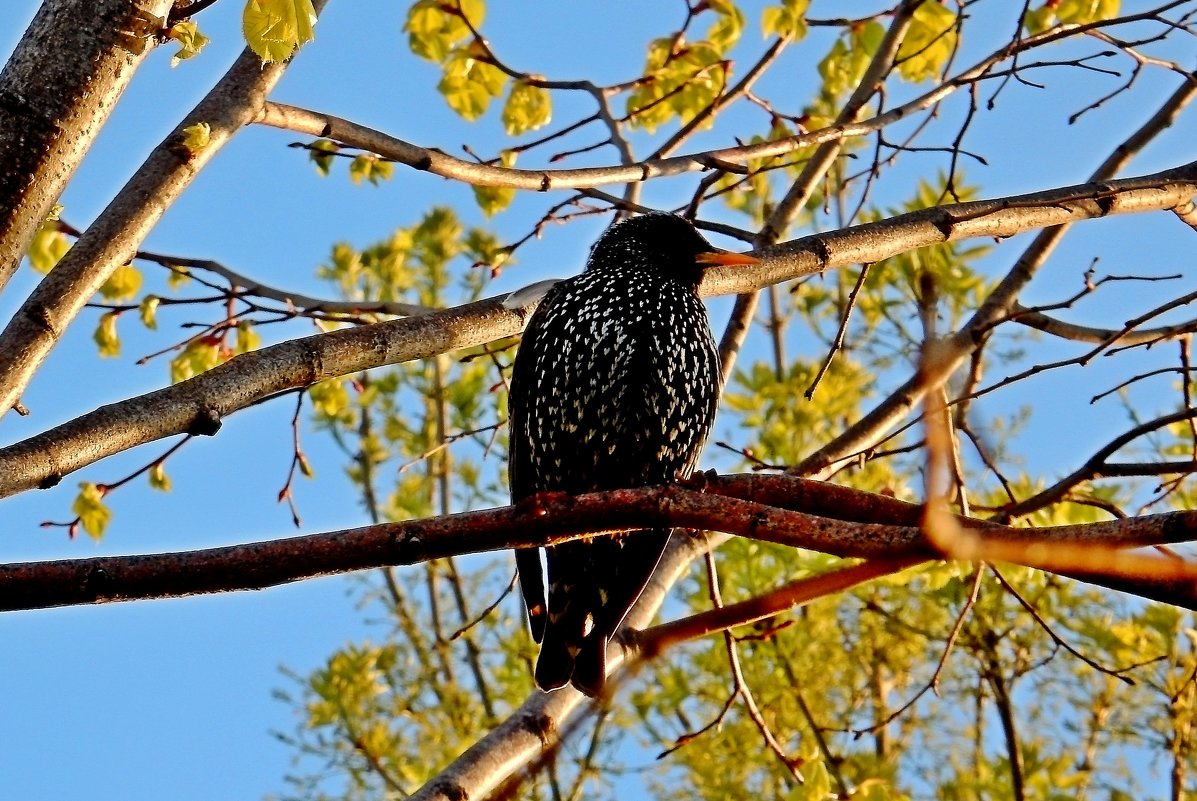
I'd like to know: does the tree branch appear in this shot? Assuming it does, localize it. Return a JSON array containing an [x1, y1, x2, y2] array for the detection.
[[2, 166, 1194, 498], [1010, 305, 1197, 346], [0, 0, 334, 421], [406, 529, 713, 801], [3, 474, 1197, 613], [796, 70, 1197, 478], [254, 10, 1164, 196], [0, 0, 175, 290], [994, 408, 1197, 522]]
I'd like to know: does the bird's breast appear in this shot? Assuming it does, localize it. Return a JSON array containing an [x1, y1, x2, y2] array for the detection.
[[517, 273, 719, 491]]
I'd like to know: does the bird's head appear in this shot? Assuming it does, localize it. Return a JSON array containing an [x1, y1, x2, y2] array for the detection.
[[586, 213, 759, 287]]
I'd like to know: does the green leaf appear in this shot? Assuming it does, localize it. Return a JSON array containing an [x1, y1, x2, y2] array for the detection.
[[473, 151, 516, 217], [464, 228, 511, 274], [804, 760, 833, 800], [896, 2, 958, 82], [437, 44, 507, 121], [167, 266, 191, 291], [404, 0, 485, 61], [138, 295, 160, 330], [181, 122, 211, 155], [626, 39, 726, 132], [404, 0, 451, 60], [308, 138, 339, 177], [707, 1, 744, 51], [856, 779, 902, 801], [93, 312, 121, 358], [234, 321, 261, 354], [1023, 6, 1057, 33], [99, 264, 142, 302], [760, 0, 809, 41], [348, 153, 395, 185], [149, 463, 172, 492], [1056, 0, 1120, 24], [72, 483, 112, 541], [501, 79, 551, 136], [26, 218, 71, 274], [170, 338, 222, 383], [309, 378, 351, 421], [818, 20, 885, 98], [168, 20, 210, 65], [242, 0, 316, 63]]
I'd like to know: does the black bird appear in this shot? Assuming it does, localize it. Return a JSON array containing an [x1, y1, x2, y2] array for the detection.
[[507, 213, 759, 696]]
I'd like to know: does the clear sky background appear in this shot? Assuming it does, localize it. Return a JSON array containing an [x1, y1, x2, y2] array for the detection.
[[2, 2, 1196, 799]]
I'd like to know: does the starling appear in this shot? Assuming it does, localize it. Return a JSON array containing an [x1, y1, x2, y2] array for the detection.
[[507, 213, 759, 696]]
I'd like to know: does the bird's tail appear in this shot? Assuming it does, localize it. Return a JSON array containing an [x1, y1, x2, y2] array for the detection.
[[534, 619, 608, 697], [570, 633, 608, 697], [533, 545, 595, 692], [535, 529, 672, 696]]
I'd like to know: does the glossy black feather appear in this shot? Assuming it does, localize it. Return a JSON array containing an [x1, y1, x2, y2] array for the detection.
[[508, 214, 723, 695]]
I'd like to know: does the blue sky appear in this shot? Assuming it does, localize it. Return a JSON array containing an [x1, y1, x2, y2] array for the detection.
[[2, 1, 1196, 798]]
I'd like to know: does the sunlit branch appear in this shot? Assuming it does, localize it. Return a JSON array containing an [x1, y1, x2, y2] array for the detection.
[[406, 532, 714, 801], [795, 72, 1197, 478], [994, 408, 1197, 522], [255, 12, 1166, 199], [761, 0, 922, 244], [0, 0, 335, 422], [2, 164, 1187, 498], [4, 475, 1197, 614], [1010, 306, 1197, 347]]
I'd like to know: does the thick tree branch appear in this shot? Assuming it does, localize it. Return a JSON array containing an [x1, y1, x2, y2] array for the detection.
[[0, 0, 333, 422], [260, 99, 848, 190], [0, 0, 175, 291], [3, 475, 1197, 613], [1, 167, 1194, 498], [0, 296, 523, 499]]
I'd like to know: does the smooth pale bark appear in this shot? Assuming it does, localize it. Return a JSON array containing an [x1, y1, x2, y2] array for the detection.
[[0, 0, 332, 421], [0, 0, 174, 291]]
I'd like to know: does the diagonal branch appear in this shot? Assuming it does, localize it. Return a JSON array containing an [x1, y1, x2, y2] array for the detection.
[[0, 0, 334, 422], [718, 0, 921, 381], [406, 530, 712, 801], [994, 408, 1197, 522], [1010, 305, 1197, 346], [0, 0, 175, 290], [795, 71, 1197, 478]]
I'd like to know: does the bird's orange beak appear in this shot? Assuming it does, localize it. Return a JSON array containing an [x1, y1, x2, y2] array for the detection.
[[695, 250, 761, 267]]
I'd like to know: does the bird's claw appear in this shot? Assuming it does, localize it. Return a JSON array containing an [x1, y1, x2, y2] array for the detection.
[[678, 467, 719, 492]]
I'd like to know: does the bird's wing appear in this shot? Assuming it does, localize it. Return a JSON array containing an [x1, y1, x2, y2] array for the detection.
[[508, 404, 549, 642], [508, 298, 554, 644]]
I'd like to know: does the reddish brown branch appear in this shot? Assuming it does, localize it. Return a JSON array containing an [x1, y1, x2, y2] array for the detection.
[[4, 475, 1197, 613], [639, 556, 925, 656]]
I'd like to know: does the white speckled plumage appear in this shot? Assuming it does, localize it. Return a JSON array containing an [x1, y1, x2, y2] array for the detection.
[[508, 214, 726, 696]]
